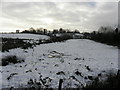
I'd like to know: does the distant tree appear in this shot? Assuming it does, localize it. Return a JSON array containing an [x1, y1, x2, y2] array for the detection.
[[74, 29, 80, 33], [58, 28, 67, 33], [29, 27, 36, 33], [29, 27, 35, 31], [32, 30, 36, 33], [83, 32, 90, 39], [59, 28, 63, 33], [21, 30, 30, 33], [36, 28, 44, 34], [66, 29, 71, 33], [53, 29, 58, 34], [93, 31, 96, 35], [115, 28, 118, 33], [90, 26, 120, 48], [98, 26, 114, 33], [43, 29, 47, 34]]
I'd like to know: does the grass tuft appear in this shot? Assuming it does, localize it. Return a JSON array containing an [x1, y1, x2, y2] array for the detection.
[[1, 55, 24, 66]]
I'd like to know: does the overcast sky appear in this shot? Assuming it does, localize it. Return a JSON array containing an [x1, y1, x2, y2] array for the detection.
[[0, 1, 118, 32]]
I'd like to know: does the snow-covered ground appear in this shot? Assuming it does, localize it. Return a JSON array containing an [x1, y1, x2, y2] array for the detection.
[[1, 33, 49, 40], [0, 39, 118, 88]]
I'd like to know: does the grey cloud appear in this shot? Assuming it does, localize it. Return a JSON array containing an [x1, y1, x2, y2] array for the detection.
[[1, 2, 118, 32]]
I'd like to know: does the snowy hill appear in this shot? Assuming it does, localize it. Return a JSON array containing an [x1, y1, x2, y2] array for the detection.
[[0, 39, 118, 88]]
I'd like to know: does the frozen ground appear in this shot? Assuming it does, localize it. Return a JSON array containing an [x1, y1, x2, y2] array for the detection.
[[0, 39, 118, 88], [1, 33, 49, 40]]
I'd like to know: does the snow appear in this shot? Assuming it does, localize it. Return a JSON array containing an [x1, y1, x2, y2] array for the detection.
[[0, 39, 118, 88], [1, 33, 49, 40]]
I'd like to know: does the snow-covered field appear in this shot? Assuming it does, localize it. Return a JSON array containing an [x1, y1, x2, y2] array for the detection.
[[1, 33, 49, 40], [0, 39, 118, 88]]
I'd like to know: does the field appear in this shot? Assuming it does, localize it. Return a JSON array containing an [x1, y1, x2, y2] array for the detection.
[[0, 33, 118, 88], [1, 33, 49, 40]]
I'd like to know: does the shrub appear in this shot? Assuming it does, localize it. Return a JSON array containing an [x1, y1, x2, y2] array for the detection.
[[90, 30, 120, 48], [50, 34, 73, 42], [83, 72, 119, 89], [1, 55, 24, 66]]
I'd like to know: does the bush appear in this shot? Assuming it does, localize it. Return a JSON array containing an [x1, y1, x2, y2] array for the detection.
[[90, 31, 120, 48], [83, 72, 119, 89], [1, 55, 24, 66], [50, 34, 73, 42]]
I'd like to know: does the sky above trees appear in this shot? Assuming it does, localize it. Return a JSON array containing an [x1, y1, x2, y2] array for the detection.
[[0, 0, 118, 32]]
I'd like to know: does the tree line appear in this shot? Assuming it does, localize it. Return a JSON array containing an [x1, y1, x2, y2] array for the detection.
[[21, 26, 120, 48], [89, 26, 120, 48], [21, 27, 80, 36]]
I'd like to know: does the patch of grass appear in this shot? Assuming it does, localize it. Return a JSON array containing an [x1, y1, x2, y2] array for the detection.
[[1, 55, 24, 66], [27, 75, 52, 89], [75, 71, 82, 77], [7, 73, 18, 80], [1, 36, 72, 52], [2, 38, 33, 52], [60, 59, 64, 63], [56, 71, 65, 75], [85, 65, 92, 72]]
